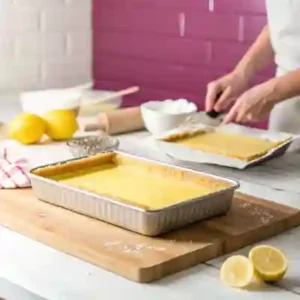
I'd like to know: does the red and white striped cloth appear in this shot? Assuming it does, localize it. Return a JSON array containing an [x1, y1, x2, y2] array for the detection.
[[0, 144, 31, 189]]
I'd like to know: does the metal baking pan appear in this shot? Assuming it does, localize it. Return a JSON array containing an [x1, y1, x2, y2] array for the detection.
[[29, 151, 240, 236]]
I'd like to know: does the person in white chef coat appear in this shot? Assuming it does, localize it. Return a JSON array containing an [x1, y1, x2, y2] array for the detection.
[[206, 0, 300, 134]]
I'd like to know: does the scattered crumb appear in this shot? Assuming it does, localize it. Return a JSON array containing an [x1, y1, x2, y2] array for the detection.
[[239, 202, 274, 224], [102, 239, 166, 254]]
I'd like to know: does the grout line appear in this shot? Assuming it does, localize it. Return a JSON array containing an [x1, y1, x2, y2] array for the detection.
[[178, 12, 186, 37], [39, 9, 45, 33], [40, 62, 47, 87], [208, 0, 214, 12], [65, 33, 71, 56], [207, 41, 213, 64], [238, 16, 244, 42], [37, 62, 43, 88], [12, 35, 17, 58], [204, 261, 219, 269], [37, 9, 42, 32], [275, 285, 300, 296]]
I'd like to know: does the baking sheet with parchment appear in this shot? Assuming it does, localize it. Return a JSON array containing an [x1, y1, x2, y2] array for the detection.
[[155, 123, 296, 169]]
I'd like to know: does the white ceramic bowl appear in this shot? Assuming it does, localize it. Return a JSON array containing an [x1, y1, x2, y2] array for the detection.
[[141, 99, 197, 135], [20, 89, 81, 116]]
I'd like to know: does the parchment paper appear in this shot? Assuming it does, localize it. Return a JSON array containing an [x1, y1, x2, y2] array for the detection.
[[154, 123, 295, 169]]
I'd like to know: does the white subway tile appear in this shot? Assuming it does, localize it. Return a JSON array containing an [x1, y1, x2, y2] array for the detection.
[[0, 62, 40, 90], [67, 31, 91, 56], [0, 35, 15, 58], [42, 58, 91, 88], [41, 6, 91, 32], [0, 0, 92, 95], [65, 0, 92, 8], [66, 0, 91, 5], [0, 7, 39, 31], [15, 33, 66, 59], [14, 0, 65, 7], [0, 0, 14, 9]]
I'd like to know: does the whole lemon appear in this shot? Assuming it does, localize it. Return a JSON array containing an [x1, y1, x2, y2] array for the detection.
[[43, 110, 79, 141], [9, 113, 46, 145]]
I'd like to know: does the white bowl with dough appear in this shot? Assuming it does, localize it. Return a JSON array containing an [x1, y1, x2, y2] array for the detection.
[[79, 90, 123, 116], [141, 99, 197, 135]]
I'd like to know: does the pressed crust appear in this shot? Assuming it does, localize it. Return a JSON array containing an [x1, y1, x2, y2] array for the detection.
[[161, 129, 206, 142], [160, 130, 290, 162], [32, 153, 232, 210]]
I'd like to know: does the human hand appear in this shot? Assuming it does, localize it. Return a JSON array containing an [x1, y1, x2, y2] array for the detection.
[[205, 71, 249, 112], [223, 80, 277, 124]]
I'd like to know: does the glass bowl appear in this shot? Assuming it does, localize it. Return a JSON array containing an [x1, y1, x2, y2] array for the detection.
[[67, 134, 119, 158]]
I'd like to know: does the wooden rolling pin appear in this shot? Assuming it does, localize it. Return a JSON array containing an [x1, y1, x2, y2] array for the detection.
[[0, 123, 8, 140], [83, 107, 145, 135]]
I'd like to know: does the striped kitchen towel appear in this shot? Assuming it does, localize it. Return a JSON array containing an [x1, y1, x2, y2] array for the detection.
[[0, 144, 31, 189]]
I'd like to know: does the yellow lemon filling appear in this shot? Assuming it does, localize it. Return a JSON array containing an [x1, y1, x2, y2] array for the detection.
[[165, 132, 282, 161], [53, 163, 211, 210], [37, 153, 230, 210]]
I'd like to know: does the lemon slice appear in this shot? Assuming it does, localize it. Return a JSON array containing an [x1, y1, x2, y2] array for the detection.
[[249, 245, 288, 282], [220, 255, 253, 288]]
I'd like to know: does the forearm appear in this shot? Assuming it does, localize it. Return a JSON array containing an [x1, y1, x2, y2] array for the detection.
[[234, 25, 274, 80], [268, 69, 300, 104]]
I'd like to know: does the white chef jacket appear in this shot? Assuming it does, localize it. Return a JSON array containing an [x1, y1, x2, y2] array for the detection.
[[266, 0, 300, 134]]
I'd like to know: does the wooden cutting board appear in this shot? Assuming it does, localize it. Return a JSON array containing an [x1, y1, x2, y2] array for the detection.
[[0, 189, 299, 283]]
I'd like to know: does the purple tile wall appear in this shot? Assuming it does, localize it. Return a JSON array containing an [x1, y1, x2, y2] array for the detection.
[[93, 0, 275, 128]]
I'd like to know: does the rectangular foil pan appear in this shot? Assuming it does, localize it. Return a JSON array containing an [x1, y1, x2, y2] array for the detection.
[[29, 151, 239, 236]]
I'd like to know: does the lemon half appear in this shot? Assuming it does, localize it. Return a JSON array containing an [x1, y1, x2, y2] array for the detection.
[[249, 245, 288, 282], [220, 255, 253, 288]]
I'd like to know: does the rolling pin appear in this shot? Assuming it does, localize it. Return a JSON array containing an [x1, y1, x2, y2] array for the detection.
[[0, 123, 8, 140], [83, 107, 145, 135]]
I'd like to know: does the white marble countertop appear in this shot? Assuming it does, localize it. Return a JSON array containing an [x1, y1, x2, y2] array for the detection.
[[1, 101, 300, 299]]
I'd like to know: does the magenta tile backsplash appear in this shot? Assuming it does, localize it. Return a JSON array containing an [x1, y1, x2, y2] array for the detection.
[[93, 0, 275, 128]]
